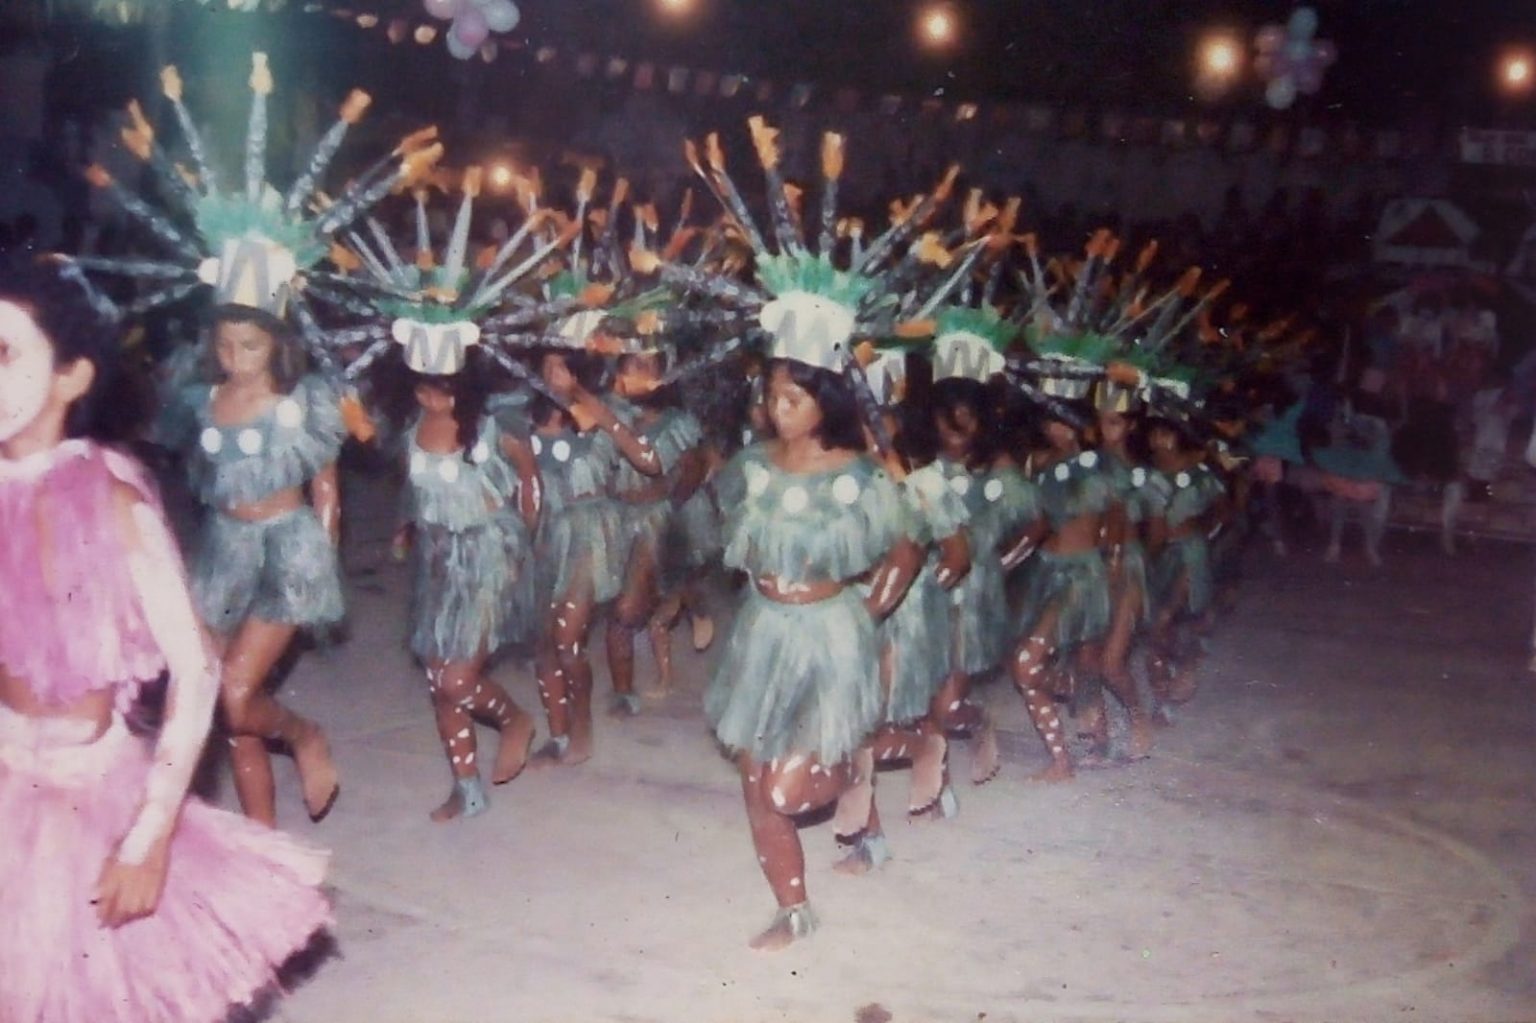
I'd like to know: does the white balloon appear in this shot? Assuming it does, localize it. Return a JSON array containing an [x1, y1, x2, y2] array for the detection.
[[445, 31, 478, 59], [480, 0, 519, 32]]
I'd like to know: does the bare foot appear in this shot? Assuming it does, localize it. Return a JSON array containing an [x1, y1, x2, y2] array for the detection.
[[291, 722, 340, 822], [1166, 668, 1199, 705], [832, 836, 888, 876], [906, 732, 948, 813], [429, 777, 488, 822], [492, 710, 535, 785], [1027, 759, 1075, 784], [564, 728, 593, 766], [690, 613, 715, 653], [748, 905, 816, 951], [608, 693, 642, 718], [527, 737, 572, 770], [1126, 714, 1154, 759], [429, 790, 467, 823], [970, 717, 1000, 785]]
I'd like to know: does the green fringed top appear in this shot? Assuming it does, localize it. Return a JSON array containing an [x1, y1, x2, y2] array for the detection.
[[188, 374, 344, 508], [933, 458, 1039, 559], [1101, 451, 1172, 525], [611, 405, 704, 494], [403, 416, 522, 531], [721, 444, 904, 584], [1160, 463, 1226, 528], [1033, 450, 1114, 528], [531, 413, 619, 512], [899, 462, 970, 546]]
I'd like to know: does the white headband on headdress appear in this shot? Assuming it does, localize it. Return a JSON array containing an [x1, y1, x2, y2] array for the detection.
[[197, 233, 298, 315], [933, 330, 1006, 383], [859, 347, 908, 406], [392, 318, 481, 375], [759, 290, 855, 371]]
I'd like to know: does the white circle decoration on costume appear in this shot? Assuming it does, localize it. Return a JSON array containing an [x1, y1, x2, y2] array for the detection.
[[780, 485, 809, 514], [745, 462, 770, 496], [199, 427, 224, 455], [409, 451, 427, 477], [1079, 450, 1098, 469], [913, 466, 946, 501], [275, 397, 303, 429], [984, 478, 1005, 502], [437, 459, 461, 483], [831, 474, 861, 506], [470, 440, 491, 464], [1132, 467, 1147, 486], [1176, 471, 1192, 488], [1054, 463, 1071, 481], [530, 435, 543, 455], [237, 428, 264, 455], [949, 474, 972, 496], [551, 439, 571, 463]]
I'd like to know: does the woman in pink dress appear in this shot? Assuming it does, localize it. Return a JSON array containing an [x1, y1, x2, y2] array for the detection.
[[0, 256, 332, 1023]]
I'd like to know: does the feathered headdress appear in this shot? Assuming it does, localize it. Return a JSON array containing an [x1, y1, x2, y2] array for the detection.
[[644, 117, 983, 453], [77, 53, 441, 358], [304, 165, 580, 391]]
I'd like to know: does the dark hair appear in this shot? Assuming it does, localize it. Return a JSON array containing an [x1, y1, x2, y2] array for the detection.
[[366, 348, 495, 459], [525, 347, 608, 430], [202, 304, 308, 394], [930, 376, 998, 470], [0, 255, 146, 442], [768, 358, 865, 452], [1041, 397, 1096, 438]]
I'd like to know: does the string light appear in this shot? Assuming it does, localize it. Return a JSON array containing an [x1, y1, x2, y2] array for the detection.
[[919, 4, 958, 49], [1500, 51, 1534, 96], [1194, 30, 1243, 100]]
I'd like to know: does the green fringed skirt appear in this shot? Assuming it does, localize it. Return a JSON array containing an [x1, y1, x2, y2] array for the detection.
[[878, 560, 951, 725], [1151, 535, 1213, 618], [706, 588, 882, 766], [192, 507, 343, 634], [1018, 548, 1111, 650], [408, 511, 534, 662]]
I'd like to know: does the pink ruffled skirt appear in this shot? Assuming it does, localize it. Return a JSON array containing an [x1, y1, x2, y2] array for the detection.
[[0, 708, 334, 1023]]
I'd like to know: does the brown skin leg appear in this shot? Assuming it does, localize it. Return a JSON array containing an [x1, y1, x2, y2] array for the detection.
[[221, 617, 338, 823], [1147, 573, 1192, 719], [552, 588, 598, 763], [1010, 605, 1074, 783], [1100, 582, 1153, 758], [738, 751, 855, 950], [606, 540, 660, 705], [864, 720, 947, 816], [930, 671, 998, 784], [680, 580, 715, 652], [426, 655, 535, 822], [1073, 645, 1112, 757]]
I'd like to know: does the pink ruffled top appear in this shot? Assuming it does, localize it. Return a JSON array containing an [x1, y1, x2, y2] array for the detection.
[[0, 440, 166, 707]]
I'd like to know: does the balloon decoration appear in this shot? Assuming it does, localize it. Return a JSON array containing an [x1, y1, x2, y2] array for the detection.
[[423, 0, 520, 60], [1254, 6, 1337, 110]]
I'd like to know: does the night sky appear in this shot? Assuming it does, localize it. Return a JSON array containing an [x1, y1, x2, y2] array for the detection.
[[7, 0, 1535, 129]]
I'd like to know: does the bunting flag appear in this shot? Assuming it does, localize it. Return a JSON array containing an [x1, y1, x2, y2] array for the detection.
[[145, 1, 1435, 168]]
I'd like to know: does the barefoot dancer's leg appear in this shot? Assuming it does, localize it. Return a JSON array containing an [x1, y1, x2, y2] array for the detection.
[[221, 617, 338, 824], [1101, 580, 1153, 758], [930, 670, 999, 784], [428, 655, 534, 790], [1011, 605, 1074, 783], [1073, 644, 1111, 755], [552, 587, 598, 763], [738, 750, 855, 948], [606, 537, 660, 711]]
